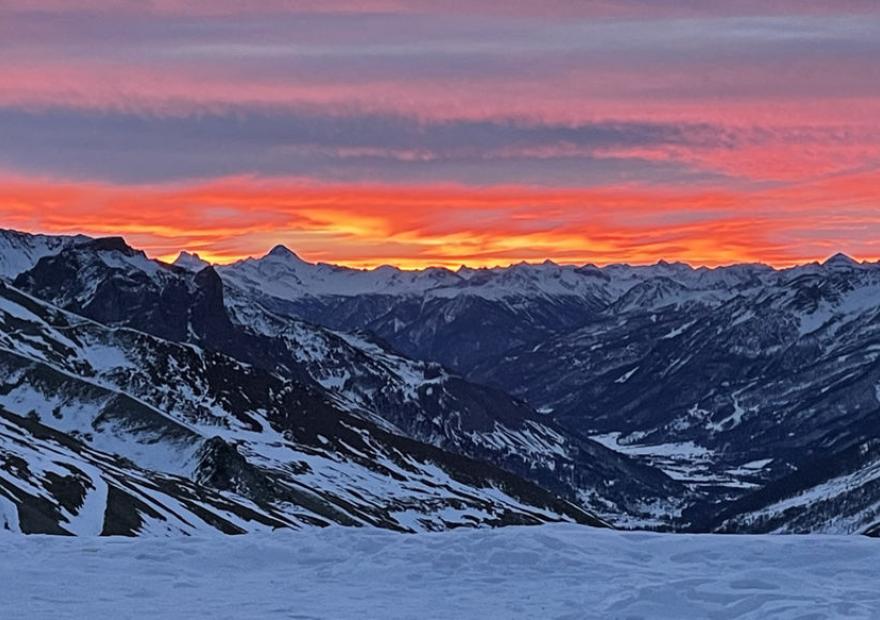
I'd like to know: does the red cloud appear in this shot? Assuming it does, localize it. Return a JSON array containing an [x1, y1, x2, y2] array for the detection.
[[2, 173, 878, 268]]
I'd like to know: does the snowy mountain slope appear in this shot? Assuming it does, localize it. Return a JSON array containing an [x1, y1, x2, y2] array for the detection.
[[0, 280, 602, 534], [0, 229, 91, 281], [213, 250, 617, 372], [221, 289, 689, 527], [479, 258, 880, 452], [213, 248, 769, 305], [8, 229, 880, 534], [11, 235, 685, 528], [212, 246, 774, 374], [709, 438, 880, 535], [206, 243, 880, 533], [472, 259, 880, 532], [211, 245, 464, 298], [0, 409, 294, 535]]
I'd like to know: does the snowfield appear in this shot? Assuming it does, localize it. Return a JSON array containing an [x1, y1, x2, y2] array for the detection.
[[3, 525, 879, 619]]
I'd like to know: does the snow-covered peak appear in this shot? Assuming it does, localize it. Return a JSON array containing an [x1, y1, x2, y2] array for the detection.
[[428, 262, 620, 302], [215, 249, 803, 306], [1, 228, 874, 310], [79, 238, 169, 279], [266, 244, 309, 263], [173, 251, 211, 272], [0, 229, 91, 280], [220, 251, 462, 300], [823, 252, 862, 269]]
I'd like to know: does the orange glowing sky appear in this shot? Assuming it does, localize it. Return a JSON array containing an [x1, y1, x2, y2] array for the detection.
[[1, 2, 879, 268]]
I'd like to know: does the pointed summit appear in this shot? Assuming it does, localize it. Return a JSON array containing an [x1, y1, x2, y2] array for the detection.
[[174, 251, 210, 272], [266, 245, 306, 262], [823, 252, 860, 268]]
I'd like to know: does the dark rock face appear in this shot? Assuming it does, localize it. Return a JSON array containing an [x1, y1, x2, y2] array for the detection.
[[15, 239, 195, 342], [270, 293, 599, 374], [707, 438, 880, 534], [195, 437, 274, 501], [15, 244, 314, 383]]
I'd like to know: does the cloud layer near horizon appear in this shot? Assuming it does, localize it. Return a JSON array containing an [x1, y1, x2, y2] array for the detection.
[[1, 1, 878, 267]]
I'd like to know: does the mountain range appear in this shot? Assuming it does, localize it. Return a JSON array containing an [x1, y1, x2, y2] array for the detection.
[[2, 228, 880, 535]]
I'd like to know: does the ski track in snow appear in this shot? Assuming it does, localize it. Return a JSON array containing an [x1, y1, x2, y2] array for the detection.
[[2, 524, 879, 619]]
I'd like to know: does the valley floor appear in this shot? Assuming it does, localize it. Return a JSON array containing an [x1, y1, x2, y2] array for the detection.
[[2, 524, 878, 619]]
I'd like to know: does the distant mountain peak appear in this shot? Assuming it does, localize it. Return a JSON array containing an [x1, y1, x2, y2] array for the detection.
[[267, 243, 299, 258], [174, 251, 210, 272], [823, 252, 860, 268], [266, 245, 307, 263], [655, 259, 691, 270]]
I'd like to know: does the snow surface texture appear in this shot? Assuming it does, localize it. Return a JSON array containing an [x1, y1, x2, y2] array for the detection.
[[2, 524, 878, 620]]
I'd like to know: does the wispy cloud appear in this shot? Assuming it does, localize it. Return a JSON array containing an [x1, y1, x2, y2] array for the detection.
[[0, 1, 878, 265]]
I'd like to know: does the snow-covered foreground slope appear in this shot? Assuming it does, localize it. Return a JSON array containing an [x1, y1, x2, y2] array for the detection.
[[3, 524, 878, 620]]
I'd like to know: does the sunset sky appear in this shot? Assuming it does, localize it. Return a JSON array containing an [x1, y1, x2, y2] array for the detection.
[[1, 1, 879, 268]]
